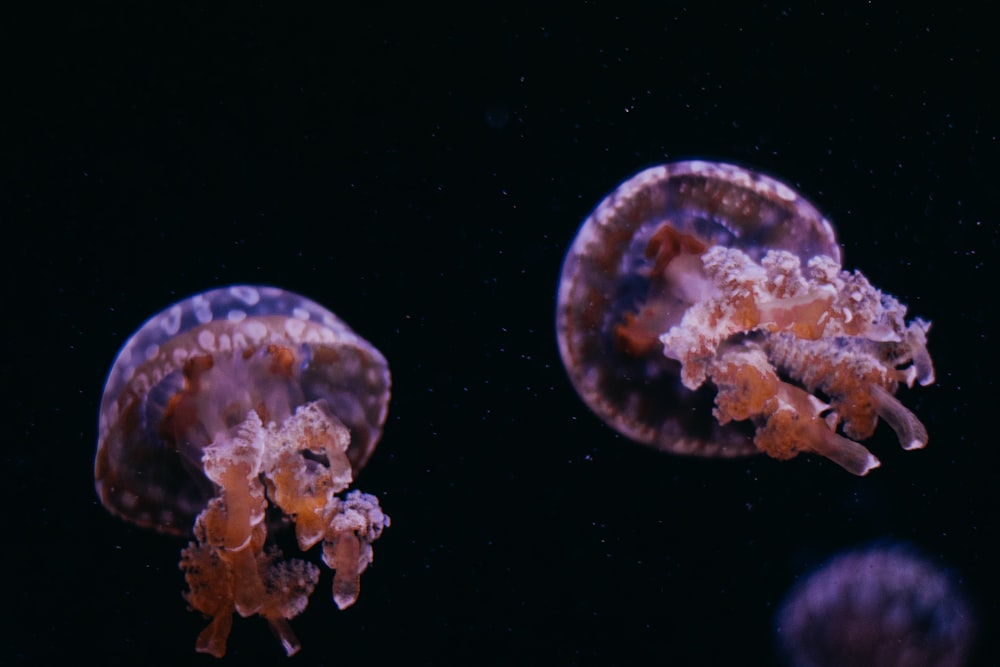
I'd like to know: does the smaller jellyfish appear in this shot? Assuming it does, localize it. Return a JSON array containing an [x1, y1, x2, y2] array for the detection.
[[775, 544, 976, 667], [555, 161, 935, 474], [95, 286, 392, 657]]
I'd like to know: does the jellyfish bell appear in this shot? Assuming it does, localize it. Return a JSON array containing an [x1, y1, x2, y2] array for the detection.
[[556, 161, 935, 474], [95, 285, 392, 657]]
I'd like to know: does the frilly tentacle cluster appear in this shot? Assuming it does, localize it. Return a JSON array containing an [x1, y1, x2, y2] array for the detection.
[[659, 246, 934, 475], [180, 402, 389, 657]]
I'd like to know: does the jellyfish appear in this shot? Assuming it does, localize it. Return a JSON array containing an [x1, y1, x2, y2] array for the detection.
[[95, 286, 391, 657], [775, 544, 976, 667], [556, 161, 935, 475]]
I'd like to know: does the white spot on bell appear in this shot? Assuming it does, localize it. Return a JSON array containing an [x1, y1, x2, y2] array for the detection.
[[244, 320, 268, 342], [231, 285, 261, 306], [193, 296, 213, 324], [161, 305, 182, 335], [197, 329, 216, 351], [285, 318, 306, 339], [774, 181, 798, 202]]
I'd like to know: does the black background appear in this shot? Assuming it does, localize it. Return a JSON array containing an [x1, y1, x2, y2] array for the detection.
[[6, 4, 997, 666]]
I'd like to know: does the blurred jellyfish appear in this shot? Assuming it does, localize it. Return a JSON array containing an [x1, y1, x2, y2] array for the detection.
[[775, 544, 976, 667]]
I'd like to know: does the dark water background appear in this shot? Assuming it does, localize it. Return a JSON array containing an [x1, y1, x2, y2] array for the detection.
[[6, 5, 997, 665]]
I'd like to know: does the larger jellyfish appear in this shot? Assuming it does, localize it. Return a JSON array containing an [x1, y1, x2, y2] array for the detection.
[[556, 161, 935, 474], [96, 286, 391, 657]]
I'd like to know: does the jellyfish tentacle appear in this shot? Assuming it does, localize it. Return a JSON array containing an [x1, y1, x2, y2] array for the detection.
[[707, 345, 881, 475], [757, 382, 881, 476], [870, 384, 929, 450], [323, 490, 390, 610]]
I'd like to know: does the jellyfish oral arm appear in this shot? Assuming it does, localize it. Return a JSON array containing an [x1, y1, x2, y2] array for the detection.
[[658, 245, 934, 474], [707, 346, 880, 476], [323, 491, 388, 610], [181, 402, 389, 657], [870, 384, 929, 451]]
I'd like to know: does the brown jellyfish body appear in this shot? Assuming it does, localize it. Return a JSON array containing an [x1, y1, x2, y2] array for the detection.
[[775, 544, 976, 667], [556, 161, 934, 474], [96, 285, 391, 657]]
